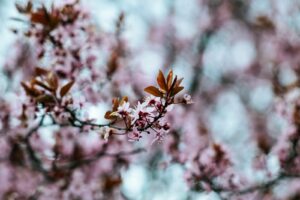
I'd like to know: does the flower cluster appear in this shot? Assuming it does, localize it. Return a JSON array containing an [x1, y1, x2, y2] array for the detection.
[[8, 0, 123, 104], [184, 144, 234, 192], [104, 70, 186, 143], [13, 0, 99, 78]]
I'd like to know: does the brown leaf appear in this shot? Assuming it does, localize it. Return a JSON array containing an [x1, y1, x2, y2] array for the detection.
[[47, 72, 59, 91], [104, 111, 117, 120], [21, 82, 41, 97], [212, 143, 225, 162], [120, 96, 128, 105], [15, 3, 25, 13], [107, 51, 119, 77], [60, 80, 74, 98], [144, 86, 163, 97], [167, 70, 173, 89], [30, 10, 48, 25], [171, 86, 184, 96], [104, 111, 112, 119], [32, 78, 53, 91], [35, 67, 49, 76], [36, 94, 56, 104], [15, 1, 32, 13], [112, 98, 120, 111], [157, 70, 167, 92], [169, 75, 178, 92], [254, 16, 275, 31], [103, 176, 122, 191], [175, 77, 184, 87]]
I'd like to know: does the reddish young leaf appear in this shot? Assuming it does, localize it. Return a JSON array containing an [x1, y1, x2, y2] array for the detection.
[[167, 70, 173, 89], [144, 86, 163, 97], [36, 94, 56, 104], [32, 78, 53, 91], [35, 67, 49, 76], [255, 16, 275, 31], [112, 98, 120, 111], [175, 77, 184, 87], [169, 75, 178, 92], [21, 82, 41, 97], [107, 51, 119, 77], [104, 111, 112, 119], [157, 70, 167, 92], [47, 72, 59, 91], [30, 10, 48, 25], [103, 176, 122, 191], [171, 86, 184, 96], [15, 1, 32, 14], [104, 111, 117, 120], [120, 96, 128, 105], [60, 80, 74, 98]]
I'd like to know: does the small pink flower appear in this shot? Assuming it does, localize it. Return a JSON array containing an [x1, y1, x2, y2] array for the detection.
[[144, 95, 161, 107], [131, 101, 154, 124], [115, 102, 132, 117]]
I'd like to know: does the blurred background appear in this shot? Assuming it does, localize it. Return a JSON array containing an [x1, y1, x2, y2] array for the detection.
[[1, 0, 300, 199]]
